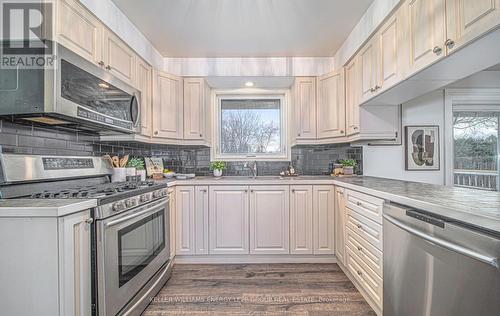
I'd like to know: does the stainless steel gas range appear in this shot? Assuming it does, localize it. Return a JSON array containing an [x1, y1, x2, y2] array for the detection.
[[0, 154, 172, 316]]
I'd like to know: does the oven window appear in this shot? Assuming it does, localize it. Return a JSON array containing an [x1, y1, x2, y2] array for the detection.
[[60, 59, 133, 121], [117, 210, 165, 287]]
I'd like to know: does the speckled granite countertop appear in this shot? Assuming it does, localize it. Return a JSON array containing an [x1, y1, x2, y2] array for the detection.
[[0, 199, 97, 217], [333, 176, 500, 236]]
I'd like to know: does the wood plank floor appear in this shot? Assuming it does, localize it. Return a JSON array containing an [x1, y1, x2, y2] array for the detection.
[[143, 263, 376, 315]]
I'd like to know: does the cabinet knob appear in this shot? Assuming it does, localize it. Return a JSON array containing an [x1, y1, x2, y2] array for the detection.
[[357, 246, 363, 252], [353, 126, 358, 130], [357, 270, 363, 276], [105, 65, 112, 70], [154, 131, 159, 136], [356, 201, 362, 207], [199, 133, 203, 137], [245, 190, 248, 193], [433, 46, 442, 55], [340, 130, 344, 134], [374, 85, 381, 90], [291, 189, 295, 193], [297, 133, 301, 137], [202, 189, 207, 193], [85, 218, 94, 224], [357, 224, 363, 229], [98, 61, 105, 67], [445, 39, 455, 49]]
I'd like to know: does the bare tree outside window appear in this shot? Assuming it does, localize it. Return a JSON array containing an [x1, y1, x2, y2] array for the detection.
[[220, 99, 281, 155]]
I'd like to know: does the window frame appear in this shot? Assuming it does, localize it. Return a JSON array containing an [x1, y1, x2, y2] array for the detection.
[[444, 89, 500, 190], [211, 89, 291, 162]]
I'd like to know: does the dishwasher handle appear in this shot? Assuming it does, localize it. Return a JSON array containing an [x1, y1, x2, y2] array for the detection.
[[383, 213, 499, 269]]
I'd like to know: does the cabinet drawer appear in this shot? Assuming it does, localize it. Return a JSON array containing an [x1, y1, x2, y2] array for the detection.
[[346, 226, 383, 277], [346, 208, 383, 251], [346, 189, 384, 224], [346, 247, 383, 309]]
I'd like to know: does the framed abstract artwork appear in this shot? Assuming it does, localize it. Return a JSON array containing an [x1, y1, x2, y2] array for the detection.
[[405, 125, 440, 171]]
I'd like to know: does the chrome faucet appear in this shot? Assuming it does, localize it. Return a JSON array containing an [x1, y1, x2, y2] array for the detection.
[[244, 161, 258, 178]]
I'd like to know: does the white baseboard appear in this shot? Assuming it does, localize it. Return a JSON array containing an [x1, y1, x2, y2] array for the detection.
[[174, 255, 337, 264]]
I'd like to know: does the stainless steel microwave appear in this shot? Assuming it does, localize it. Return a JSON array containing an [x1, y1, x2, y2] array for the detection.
[[0, 43, 140, 134]]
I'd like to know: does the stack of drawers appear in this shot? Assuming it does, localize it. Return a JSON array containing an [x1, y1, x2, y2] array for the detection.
[[343, 189, 384, 311]]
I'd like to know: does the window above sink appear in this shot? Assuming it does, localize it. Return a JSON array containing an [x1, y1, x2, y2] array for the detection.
[[212, 90, 290, 161]]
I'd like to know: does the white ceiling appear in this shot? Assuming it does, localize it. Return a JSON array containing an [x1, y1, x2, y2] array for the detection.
[[111, 0, 373, 58]]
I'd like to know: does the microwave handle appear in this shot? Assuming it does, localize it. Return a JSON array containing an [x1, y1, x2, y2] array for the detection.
[[131, 94, 140, 127]]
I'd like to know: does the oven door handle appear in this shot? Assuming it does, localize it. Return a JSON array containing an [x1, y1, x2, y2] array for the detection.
[[105, 199, 168, 228]]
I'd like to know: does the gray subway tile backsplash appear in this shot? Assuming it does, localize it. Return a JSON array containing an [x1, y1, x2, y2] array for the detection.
[[0, 119, 363, 175]]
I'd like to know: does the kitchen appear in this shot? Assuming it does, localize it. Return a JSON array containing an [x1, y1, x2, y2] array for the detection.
[[0, 0, 500, 315]]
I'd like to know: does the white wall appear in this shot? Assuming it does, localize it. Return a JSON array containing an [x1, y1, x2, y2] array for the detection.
[[363, 90, 446, 185]]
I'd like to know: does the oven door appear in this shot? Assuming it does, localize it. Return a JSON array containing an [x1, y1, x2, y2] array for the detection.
[[97, 197, 170, 316]]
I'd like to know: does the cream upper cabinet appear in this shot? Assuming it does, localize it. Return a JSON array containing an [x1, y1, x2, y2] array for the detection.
[[446, 0, 500, 52], [359, 39, 378, 103], [135, 58, 153, 138], [293, 77, 317, 140], [404, 0, 446, 75], [249, 186, 290, 255], [209, 186, 250, 255], [102, 29, 136, 85], [317, 70, 346, 139], [313, 185, 335, 255], [56, 0, 102, 65], [334, 186, 346, 266], [183, 78, 208, 141], [345, 58, 360, 136], [375, 9, 404, 92], [290, 185, 313, 255], [152, 70, 183, 139]]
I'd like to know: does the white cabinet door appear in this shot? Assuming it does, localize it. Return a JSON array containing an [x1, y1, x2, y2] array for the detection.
[[293, 77, 317, 140], [249, 186, 290, 254], [359, 39, 378, 103], [446, 0, 500, 52], [184, 78, 208, 140], [194, 186, 209, 254], [102, 29, 136, 85], [175, 186, 195, 255], [404, 0, 446, 75], [58, 211, 92, 316], [209, 186, 250, 254], [152, 70, 183, 139], [290, 185, 313, 254], [136, 58, 153, 138], [376, 10, 403, 92], [334, 186, 346, 265], [57, 0, 102, 65], [317, 70, 346, 139], [345, 58, 360, 136], [313, 185, 335, 255]]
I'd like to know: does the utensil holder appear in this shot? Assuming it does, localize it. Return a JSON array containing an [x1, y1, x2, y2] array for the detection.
[[111, 168, 127, 183]]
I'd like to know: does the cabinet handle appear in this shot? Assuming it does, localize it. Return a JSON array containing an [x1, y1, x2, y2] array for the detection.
[[105, 65, 112, 70], [433, 46, 442, 55], [445, 39, 455, 49], [85, 218, 94, 224], [97, 61, 105, 67], [374, 85, 381, 90]]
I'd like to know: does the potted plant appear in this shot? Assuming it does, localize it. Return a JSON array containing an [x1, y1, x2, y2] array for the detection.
[[210, 161, 226, 177], [127, 157, 146, 181], [340, 159, 357, 176]]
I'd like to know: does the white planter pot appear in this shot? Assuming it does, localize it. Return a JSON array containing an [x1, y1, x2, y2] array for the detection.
[[136, 169, 146, 181], [343, 166, 354, 175], [213, 169, 223, 177]]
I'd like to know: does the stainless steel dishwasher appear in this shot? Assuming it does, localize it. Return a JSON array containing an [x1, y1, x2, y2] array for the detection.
[[383, 203, 500, 316]]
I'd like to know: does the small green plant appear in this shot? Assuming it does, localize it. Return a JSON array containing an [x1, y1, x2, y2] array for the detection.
[[210, 161, 227, 171], [127, 157, 145, 170], [339, 159, 357, 168]]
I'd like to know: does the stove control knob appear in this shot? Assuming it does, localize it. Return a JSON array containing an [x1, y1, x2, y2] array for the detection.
[[153, 190, 160, 199], [140, 194, 150, 203], [113, 201, 125, 212], [125, 199, 136, 208]]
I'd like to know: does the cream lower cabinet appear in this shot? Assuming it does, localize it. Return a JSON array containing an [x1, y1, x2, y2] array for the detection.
[[334, 186, 346, 265], [446, 0, 500, 52], [209, 186, 250, 254], [58, 211, 92, 316], [290, 185, 313, 254], [312, 185, 335, 255], [175, 186, 209, 255], [249, 186, 290, 254]]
